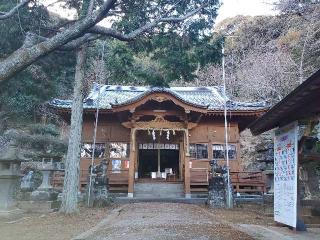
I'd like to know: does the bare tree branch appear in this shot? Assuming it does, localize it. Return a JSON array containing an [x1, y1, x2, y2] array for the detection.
[[0, 0, 32, 20], [89, 4, 208, 41], [23, 32, 99, 50], [60, 34, 99, 50], [0, 0, 212, 83], [88, 0, 96, 15], [0, 0, 116, 83]]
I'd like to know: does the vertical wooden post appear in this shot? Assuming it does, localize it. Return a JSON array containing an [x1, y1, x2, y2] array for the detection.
[[179, 142, 184, 181], [128, 128, 136, 198], [184, 129, 191, 198]]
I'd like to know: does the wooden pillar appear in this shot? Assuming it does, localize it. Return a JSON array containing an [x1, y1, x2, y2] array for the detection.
[[157, 148, 161, 177], [184, 129, 191, 198], [179, 142, 184, 181], [128, 128, 136, 198]]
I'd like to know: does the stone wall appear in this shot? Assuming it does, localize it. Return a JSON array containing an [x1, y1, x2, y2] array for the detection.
[[239, 129, 274, 171], [300, 161, 320, 200]]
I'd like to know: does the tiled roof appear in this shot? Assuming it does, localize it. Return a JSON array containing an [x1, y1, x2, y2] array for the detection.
[[50, 84, 268, 111]]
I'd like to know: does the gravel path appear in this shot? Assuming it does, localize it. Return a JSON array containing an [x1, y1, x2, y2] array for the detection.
[[74, 203, 253, 240]]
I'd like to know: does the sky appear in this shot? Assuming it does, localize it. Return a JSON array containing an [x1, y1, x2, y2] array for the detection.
[[42, 0, 278, 24], [215, 0, 278, 24]]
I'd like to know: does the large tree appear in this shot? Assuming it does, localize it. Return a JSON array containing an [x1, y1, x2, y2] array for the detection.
[[84, 28, 222, 87], [0, 0, 219, 84], [14, 0, 218, 214], [0, 1, 75, 122]]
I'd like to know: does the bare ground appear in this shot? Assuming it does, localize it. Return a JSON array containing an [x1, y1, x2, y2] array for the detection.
[[0, 203, 276, 240], [73, 203, 256, 240], [0, 206, 114, 240]]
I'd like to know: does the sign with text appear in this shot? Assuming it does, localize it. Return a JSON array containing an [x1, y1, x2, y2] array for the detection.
[[274, 122, 298, 227]]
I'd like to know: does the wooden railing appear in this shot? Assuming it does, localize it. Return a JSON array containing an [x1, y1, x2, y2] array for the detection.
[[230, 171, 266, 194], [52, 169, 130, 192], [52, 170, 90, 190]]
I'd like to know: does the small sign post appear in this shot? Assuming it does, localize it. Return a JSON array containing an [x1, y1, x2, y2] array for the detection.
[[274, 121, 298, 228]]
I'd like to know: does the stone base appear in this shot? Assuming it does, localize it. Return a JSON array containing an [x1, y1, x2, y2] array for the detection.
[[0, 178, 19, 210], [208, 176, 228, 208], [31, 189, 58, 201], [128, 193, 134, 198], [185, 193, 191, 199], [17, 191, 32, 201], [17, 201, 60, 213]]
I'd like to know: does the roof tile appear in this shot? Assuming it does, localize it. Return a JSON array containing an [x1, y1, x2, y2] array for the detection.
[[50, 84, 267, 111]]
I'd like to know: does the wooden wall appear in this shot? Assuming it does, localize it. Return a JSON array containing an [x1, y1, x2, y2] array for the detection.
[[79, 115, 241, 179], [80, 116, 131, 173], [82, 117, 130, 143], [189, 121, 241, 172]]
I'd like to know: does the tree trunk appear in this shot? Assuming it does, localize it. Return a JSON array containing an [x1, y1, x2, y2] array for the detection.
[[60, 45, 88, 214], [0, 0, 116, 84]]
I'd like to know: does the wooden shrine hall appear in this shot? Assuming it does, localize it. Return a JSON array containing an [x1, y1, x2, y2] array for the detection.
[[51, 85, 268, 198]]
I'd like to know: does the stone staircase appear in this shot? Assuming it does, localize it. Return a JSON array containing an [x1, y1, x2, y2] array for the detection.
[[134, 182, 184, 198]]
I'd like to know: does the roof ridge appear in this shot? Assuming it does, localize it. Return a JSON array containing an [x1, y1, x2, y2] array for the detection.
[[49, 83, 268, 112]]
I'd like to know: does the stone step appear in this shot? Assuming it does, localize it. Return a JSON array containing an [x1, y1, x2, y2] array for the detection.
[[134, 183, 184, 198], [134, 193, 184, 198], [135, 183, 183, 191], [115, 197, 207, 205], [302, 215, 320, 224]]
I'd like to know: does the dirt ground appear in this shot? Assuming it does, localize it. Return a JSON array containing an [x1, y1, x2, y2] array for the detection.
[[75, 203, 255, 240], [0, 203, 278, 240], [204, 204, 274, 225], [0, 206, 114, 240]]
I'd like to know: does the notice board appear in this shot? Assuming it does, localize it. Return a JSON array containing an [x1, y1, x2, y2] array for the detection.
[[274, 122, 298, 228]]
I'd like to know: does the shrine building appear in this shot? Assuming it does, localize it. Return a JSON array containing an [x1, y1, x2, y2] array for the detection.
[[51, 85, 267, 198]]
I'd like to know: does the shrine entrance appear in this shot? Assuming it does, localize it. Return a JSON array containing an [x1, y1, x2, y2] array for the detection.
[[137, 146, 180, 181], [122, 115, 194, 198]]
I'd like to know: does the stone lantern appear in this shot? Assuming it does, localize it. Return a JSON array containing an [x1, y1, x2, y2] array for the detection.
[[0, 141, 26, 211], [30, 158, 62, 201]]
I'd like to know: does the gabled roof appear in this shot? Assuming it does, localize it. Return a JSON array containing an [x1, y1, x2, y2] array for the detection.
[[50, 84, 268, 112], [250, 69, 320, 135]]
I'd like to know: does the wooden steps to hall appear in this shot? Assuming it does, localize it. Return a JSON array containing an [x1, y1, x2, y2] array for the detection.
[[108, 170, 129, 193], [190, 168, 209, 194]]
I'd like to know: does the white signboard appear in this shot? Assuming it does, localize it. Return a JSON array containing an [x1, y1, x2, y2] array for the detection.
[[274, 122, 298, 227]]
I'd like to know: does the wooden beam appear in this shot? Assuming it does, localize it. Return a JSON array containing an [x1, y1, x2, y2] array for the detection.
[[132, 110, 185, 121], [122, 116, 187, 130], [111, 92, 208, 113]]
